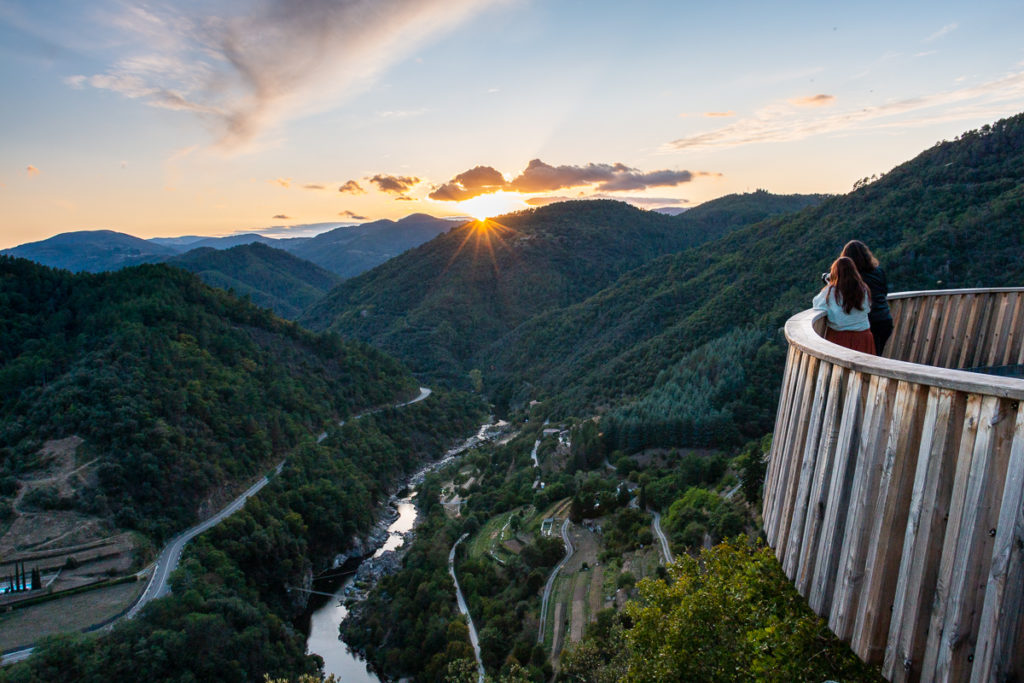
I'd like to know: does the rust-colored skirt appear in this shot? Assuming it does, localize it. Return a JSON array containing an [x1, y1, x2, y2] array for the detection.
[[825, 328, 876, 354]]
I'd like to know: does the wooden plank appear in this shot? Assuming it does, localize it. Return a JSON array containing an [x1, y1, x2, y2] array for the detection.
[[933, 293, 962, 370], [883, 388, 966, 683], [1002, 292, 1024, 366], [919, 295, 947, 367], [907, 297, 932, 365], [919, 393, 984, 681], [809, 370, 867, 616], [969, 295, 997, 369], [763, 345, 799, 541], [775, 355, 822, 560], [851, 381, 928, 663], [829, 375, 898, 641], [926, 395, 1012, 681], [986, 293, 1012, 368], [957, 295, 986, 369], [890, 296, 919, 363], [766, 350, 809, 546], [795, 364, 848, 595], [944, 294, 974, 369], [783, 359, 834, 577], [970, 402, 1024, 682]]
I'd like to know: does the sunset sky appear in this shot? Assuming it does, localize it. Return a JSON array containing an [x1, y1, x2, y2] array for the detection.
[[3, 0, 1024, 249]]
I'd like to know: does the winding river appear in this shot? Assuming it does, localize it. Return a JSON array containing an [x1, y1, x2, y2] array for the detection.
[[305, 419, 508, 680]]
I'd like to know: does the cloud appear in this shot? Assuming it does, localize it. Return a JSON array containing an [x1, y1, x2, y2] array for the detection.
[[524, 195, 690, 208], [509, 159, 696, 194], [339, 210, 367, 220], [705, 111, 735, 117], [338, 180, 366, 194], [925, 23, 958, 42], [428, 165, 506, 201], [427, 159, 703, 201], [369, 174, 420, 195], [666, 70, 1024, 151], [272, 214, 290, 220], [69, 0, 496, 149], [303, 183, 325, 190], [789, 94, 835, 107], [26, 165, 40, 176], [269, 178, 292, 188]]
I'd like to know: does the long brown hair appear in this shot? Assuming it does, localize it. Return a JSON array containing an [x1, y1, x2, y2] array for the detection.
[[827, 256, 868, 314], [841, 240, 879, 273]]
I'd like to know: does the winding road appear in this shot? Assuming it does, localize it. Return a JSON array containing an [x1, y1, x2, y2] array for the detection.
[[2, 387, 433, 666], [449, 533, 485, 683], [651, 510, 673, 565], [537, 518, 574, 644]]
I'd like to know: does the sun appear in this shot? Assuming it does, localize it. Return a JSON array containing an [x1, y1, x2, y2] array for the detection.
[[456, 191, 528, 220]]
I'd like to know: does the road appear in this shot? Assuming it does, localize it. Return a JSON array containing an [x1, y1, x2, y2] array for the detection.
[[537, 518, 574, 644], [2, 388, 435, 666], [449, 533, 485, 683], [651, 510, 673, 565]]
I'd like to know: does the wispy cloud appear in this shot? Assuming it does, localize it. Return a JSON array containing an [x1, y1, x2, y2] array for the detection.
[[272, 214, 290, 220], [67, 0, 497, 150], [339, 210, 367, 220], [269, 178, 292, 188], [925, 23, 958, 42], [525, 194, 689, 207], [705, 111, 736, 117], [303, 183, 325, 190], [26, 165, 40, 176], [789, 94, 835, 107], [666, 71, 1024, 151]]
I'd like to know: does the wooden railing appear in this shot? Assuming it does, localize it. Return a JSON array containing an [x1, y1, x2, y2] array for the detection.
[[763, 288, 1024, 682]]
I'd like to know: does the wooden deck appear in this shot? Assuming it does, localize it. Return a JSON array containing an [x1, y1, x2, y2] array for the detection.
[[763, 287, 1024, 682]]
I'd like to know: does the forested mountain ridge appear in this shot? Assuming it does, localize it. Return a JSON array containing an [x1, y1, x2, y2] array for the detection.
[[165, 242, 342, 319], [301, 195, 822, 384], [0, 229, 175, 272], [0, 257, 417, 539], [482, 113, 1024, 450]]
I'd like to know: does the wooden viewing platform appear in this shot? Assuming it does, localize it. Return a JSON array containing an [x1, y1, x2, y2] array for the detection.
[[763, 287, 1024, 682]]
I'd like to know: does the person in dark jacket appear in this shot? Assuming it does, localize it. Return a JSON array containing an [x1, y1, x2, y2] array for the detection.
[[841, 240, 893, 355]]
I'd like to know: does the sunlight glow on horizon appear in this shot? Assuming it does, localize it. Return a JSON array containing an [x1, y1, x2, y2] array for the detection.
[[448, 191, 529, 221]]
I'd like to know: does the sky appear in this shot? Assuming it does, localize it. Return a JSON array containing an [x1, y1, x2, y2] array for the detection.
[[2, 0, 1024, 249]]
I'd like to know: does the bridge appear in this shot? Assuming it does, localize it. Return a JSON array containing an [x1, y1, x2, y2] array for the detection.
[[764, 287, 1024, 682]]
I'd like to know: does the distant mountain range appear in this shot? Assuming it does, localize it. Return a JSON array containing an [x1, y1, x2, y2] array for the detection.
[[2, 213, 457, 279], [2, 213, 458, 318]]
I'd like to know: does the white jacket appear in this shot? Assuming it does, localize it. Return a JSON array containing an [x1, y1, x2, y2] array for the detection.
[[812, 286, 870, 331]]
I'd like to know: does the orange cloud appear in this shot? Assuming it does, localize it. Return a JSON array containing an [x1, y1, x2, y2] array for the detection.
[[272, 214, 290, 219], [26, 165, 40, 177], [705, 111, 736, 117], [303, 183, 325, 190], [338, 180, 366, 194], [789, 94, 836, 107], [269, 178, 292, 188], [369, 174, 420, 195], [339, 210, 367, 220]]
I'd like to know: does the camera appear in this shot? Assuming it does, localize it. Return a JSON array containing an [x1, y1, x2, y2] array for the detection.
[[820, 272, 830, 285]]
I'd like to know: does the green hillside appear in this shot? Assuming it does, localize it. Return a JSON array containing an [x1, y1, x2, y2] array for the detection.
[[302, 196, 821, 384], [166, 242, 341, 319], [483, 113, 1024, 450], [0, 258, 416, 538]]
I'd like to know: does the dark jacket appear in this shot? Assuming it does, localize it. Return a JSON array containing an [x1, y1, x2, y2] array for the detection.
[[860, 267, 891, 322]]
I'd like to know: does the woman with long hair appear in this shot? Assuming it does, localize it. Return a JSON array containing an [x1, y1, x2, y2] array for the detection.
[[813, 256, 876, 354], [841, 239, 893, 355]]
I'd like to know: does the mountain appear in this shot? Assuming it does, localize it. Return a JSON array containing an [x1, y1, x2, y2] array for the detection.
[[165, 232, 282, 252], [1, 229, 177, 272], [0, 256, 417, 538], [283, 213, 456, 277], [302, 194, 827, 385], [482, 113, 1024, 450], [165, 242, 341, 319]]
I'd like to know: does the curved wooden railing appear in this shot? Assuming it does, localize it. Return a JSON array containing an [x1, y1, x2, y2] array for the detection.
[[763, 288, 1024, 683]]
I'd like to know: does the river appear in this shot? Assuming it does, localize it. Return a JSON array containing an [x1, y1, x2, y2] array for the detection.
[[305, 419, 509, 680]]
